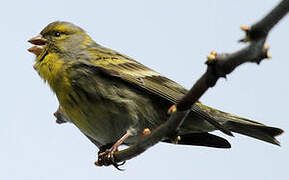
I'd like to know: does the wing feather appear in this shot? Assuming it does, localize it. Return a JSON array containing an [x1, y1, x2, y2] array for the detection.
[[82, 46, 188, 103]]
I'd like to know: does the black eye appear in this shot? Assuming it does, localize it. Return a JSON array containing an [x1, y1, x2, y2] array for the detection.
[[54, 32, 61, 37]]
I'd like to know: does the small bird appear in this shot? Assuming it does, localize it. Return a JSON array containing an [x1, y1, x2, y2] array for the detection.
[[28, 21, 283, 163]]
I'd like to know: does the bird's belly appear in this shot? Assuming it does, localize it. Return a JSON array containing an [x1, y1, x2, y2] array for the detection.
[[62, 100, 137, 145], [56, 80, 168, 146]]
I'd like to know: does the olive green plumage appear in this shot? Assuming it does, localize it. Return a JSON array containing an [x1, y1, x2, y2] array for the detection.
[[29, 21, 283, 150]]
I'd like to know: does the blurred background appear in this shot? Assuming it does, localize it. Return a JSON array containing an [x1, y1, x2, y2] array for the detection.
[[0, 0, 288, 179]]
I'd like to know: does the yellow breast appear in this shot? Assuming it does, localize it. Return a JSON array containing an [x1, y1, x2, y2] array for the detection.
[[34, 52, 71, 93], [34, 53, 100, 139]]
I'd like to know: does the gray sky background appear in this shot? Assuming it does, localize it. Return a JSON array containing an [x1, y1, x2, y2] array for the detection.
[[1, 0, 288, 179]]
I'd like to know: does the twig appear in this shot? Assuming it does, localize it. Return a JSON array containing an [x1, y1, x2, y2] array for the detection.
[[176, 0, 289, 111]]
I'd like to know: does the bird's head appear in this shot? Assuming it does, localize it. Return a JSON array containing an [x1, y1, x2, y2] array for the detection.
[[28, 21, 95, 60]]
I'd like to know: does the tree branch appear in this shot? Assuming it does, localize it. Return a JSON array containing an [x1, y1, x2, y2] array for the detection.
[[177, 0, 289, 111], [55, 0, 289, 168]]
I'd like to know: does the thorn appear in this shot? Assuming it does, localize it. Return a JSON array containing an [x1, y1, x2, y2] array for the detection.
[[240, 25, 250, 43], [168, 104, 177, 114], [207, 54, 216, 61], [241, 25, 249, 31], [210, 50, 217, 56], [206, 52, 217, 65], [207, 50, 217, 60], [142, 128, 151, 136], [264, 45, 270, 50]]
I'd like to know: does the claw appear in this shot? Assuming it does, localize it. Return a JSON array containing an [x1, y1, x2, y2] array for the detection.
[[108, 148, 126, 170], [95, 131, 132, 169], [95, 148, 125, 170], [112, 160, 126, 171]]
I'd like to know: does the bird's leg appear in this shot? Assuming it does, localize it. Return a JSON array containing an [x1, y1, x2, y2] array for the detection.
[[109, 130, 133, 153], [95, 130, 133, 170]]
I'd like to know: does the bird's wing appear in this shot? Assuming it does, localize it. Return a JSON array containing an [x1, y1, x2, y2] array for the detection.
[[74, 46, 233, 136], [82, 46, 188, 103]]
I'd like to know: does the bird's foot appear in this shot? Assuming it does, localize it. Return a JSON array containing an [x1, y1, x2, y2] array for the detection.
[[95, 131, 132, 170], [95, 147, 125, 170]]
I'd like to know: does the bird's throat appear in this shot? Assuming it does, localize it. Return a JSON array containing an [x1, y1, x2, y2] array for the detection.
[[34, 52, 67, 93]]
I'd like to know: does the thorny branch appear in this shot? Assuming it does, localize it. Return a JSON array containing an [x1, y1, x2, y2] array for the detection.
[[55, 0, 289, 168]]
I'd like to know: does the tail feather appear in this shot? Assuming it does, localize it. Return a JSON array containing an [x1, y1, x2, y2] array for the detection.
[[225, 120, 283, 146], [199, 104, 284, 146], [214, 111, 284, 146]]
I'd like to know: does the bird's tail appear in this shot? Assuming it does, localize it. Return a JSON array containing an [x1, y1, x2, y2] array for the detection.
[[222, 115, 283, 145], [206, 107, 284, 146]]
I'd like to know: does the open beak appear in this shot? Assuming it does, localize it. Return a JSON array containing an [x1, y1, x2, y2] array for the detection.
[[28, 34, 47, 56], [28, 34, 47, 45]]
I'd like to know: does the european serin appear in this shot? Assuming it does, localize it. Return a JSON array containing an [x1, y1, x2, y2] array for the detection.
[[28, 21, 283, 156]]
